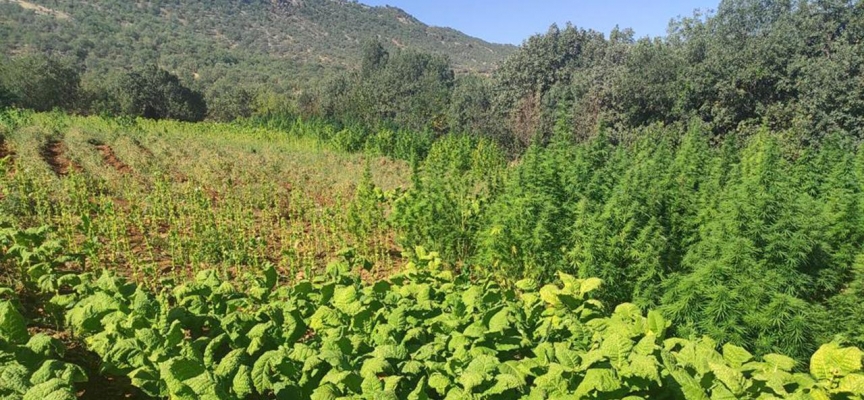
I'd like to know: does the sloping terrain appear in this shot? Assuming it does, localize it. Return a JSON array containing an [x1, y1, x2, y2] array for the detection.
[[0, 0, 515, 90]]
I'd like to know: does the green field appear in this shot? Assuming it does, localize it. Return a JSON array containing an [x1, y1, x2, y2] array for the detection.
[[2, 0, 864, 398], [1, 111, 863, 399], [0, 112, 409, 286]]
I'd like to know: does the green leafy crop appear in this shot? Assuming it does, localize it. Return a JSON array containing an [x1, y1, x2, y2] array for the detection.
[[44, 255, 863, 399], [0, 297, 87, 400]]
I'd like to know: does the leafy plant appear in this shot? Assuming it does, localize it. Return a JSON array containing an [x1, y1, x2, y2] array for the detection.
[[42, 257, 864, 399], [0, 224, 79, 292], [0, 297, 87, 400]]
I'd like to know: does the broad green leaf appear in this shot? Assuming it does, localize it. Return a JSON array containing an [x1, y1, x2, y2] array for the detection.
[[633, 334, 658, 356], [402, 360, 423, 375], [837, 373, 864, 394], [251, 350, 284, 393], [309, 306, 340, 331], [444, 387, 467, 400], [360, 357, 389, 379], [461, 286, 483, 310], [134, 328, 161, 350], [646, 310, 667, 338], [373, 344, 408, 361], [533, 364, 568, 396], [22, 378, 76, 400], [485, 373, 524, 395], [457, 371, 484, 393], [669, 368, 710, 400], [0, 362, 31, 394], [709, 362, 749, 395], [428, 372, 450, 395], [751, 369, 794, 395], [600, 333, 633, 368], [408, 376, 429, 400], [625, 354, 660, 383], [232, 365, 254, 398], [811, 343, 863, 381], [0, 301, 28, 344], [487, 307, 509, 333], [25, 334, 64, 359], [382, 375, 402, 392], [204, 333, 229, 367], [65, 292, 121, 335], [763, 354, 797, 372], [721, 344, 753, 368], [215, 349, 246, 378], [310, 383, 340, 400], [333, 285, 363, 315], [515, 279, 537, 291], [573, 368, 621, 398], [128, 367, 161, 398], [465, 354, 499, 376], [579, 278, 603, 296], [539, 285, 560, 306], [29, 361, 87, 385], [554, 343, 581, 370], [263, 263, 278, 290], [160, 357, 208, 398], [557, 272, 580, 291]]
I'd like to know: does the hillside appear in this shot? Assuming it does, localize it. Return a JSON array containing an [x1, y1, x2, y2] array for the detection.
[[0, 0, 515, 90]]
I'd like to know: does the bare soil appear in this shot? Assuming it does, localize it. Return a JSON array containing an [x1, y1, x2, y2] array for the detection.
[[40, 140, 81, 177], [94, 143, 132, 174]]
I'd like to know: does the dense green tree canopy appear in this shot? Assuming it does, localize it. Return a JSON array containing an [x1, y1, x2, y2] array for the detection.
[[0, 54, 80, 112], [95, 66, 207, 122]]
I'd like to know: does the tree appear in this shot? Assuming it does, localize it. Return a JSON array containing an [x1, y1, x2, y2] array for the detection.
[[361, 40, 389, 75], [100, 66, 207, 122], [0, 54, 81, 112], [447, 75, 497, 137], [0, 82, 12, 109], [205, 78, 254, 122]]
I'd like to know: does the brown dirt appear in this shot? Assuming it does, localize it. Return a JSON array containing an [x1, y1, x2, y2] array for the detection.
[[132, 139, 154, 158], [71, 343, 155, 399], [93, 143, 132, 174], [40, 140, 81, 177], [0, 135, 12, 160]]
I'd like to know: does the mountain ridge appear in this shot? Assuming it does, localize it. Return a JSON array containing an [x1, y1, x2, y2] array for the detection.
[[0, 0, 515, 91]]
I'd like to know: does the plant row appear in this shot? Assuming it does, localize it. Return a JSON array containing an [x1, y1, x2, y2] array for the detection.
[[2, 251, 863, 399]]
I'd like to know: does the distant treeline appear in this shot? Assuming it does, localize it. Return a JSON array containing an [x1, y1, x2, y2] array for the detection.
[[2, 0, 861, 152]]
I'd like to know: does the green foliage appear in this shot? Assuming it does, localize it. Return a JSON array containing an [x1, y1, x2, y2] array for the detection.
[[347, 163, 387, 241], [392, 135, 506, 264], [492, 1, 864, 145], [93, 66, 207, 122], [0, 297, 87, 400], [0, 54, 80, 112], [0, 224, 79, 292], [205, 80, 254, 122], [0, 258, 848, 399], [0, 82, 12, 110], [472, 123, 864, 361], [447, 75, 503, 141], [321, 42, 456, 133]]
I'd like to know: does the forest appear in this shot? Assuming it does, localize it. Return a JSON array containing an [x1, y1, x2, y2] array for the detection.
[[1, 0, 864, 399]]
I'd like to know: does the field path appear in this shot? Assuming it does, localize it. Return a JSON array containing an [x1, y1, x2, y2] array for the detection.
[[40, 139, 80, 176], [92, 142, 132, 174], [0, 135, 11, 160]]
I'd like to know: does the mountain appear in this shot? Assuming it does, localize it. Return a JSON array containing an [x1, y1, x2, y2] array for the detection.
[[0, 0, 516, 91]]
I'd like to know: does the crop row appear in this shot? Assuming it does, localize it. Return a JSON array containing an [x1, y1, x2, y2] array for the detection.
[[0, 248, 862, 399]]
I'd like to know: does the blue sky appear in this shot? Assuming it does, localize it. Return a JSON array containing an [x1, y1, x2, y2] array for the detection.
[[358, 0, 720, 45]]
